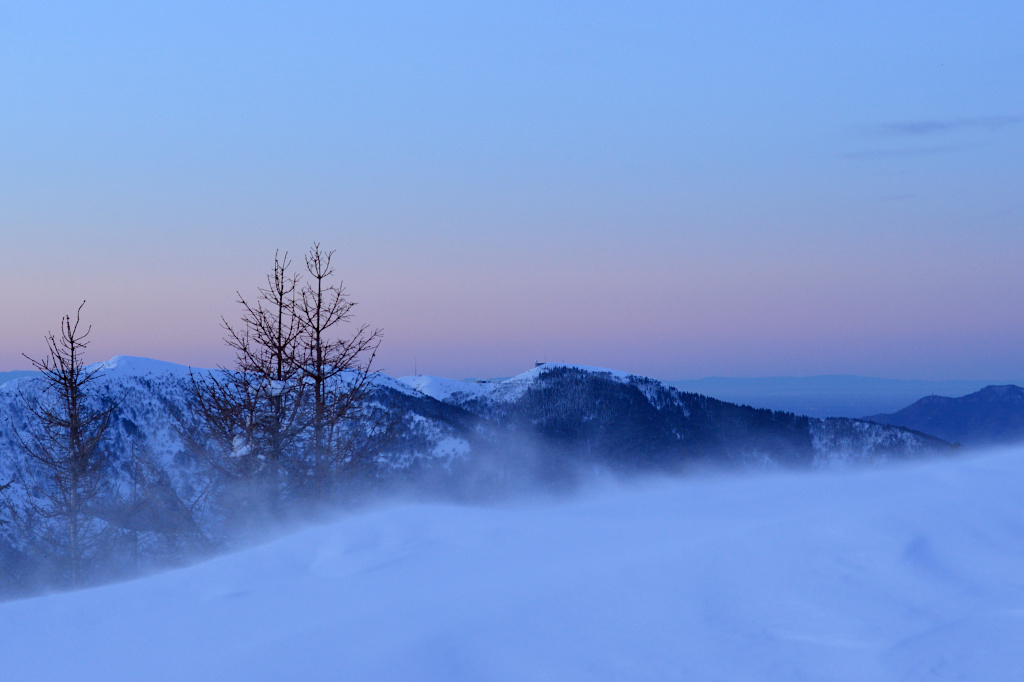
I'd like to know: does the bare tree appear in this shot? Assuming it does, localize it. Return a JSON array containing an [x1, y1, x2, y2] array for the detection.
[[296, 244, 392, 494], [225, 250, 307, 477], [183, 245, 397, 522], [9, 302, 119, 586], [183, 252, 308, 520]]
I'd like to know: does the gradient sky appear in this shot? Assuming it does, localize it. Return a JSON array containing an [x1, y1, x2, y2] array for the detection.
[[2, 1, 1022, 380]]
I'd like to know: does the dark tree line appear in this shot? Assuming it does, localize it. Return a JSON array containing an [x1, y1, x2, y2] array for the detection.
[[1, 244, 392, 594]]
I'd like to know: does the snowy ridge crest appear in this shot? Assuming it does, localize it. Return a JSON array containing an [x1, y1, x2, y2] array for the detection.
[[0, 356, 951, 494]]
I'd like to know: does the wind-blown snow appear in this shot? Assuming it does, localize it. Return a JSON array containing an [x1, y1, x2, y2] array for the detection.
[[3, 446, 1024, 680]]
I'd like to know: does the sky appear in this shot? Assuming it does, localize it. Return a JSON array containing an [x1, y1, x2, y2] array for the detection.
[[2, 1, 1022, 381]]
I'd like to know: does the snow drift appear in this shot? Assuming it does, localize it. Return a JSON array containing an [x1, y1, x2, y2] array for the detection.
[[2, 445, 1023, 680]]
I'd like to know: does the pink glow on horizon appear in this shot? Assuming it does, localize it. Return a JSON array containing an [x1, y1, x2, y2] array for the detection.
[[4, 222, 1024, 382]]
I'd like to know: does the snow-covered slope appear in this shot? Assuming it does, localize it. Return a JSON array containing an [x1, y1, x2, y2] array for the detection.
[[402, 363, 947, 468], [400, 374, 496, 402], [2, 447, 1023, 681], [0, 357, 947, 502], [402, 363, 647, 405], [0, 357, 462, 490], [0, 356, 202, 492]]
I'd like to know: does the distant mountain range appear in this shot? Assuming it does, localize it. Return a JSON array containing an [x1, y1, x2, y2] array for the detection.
[[0, 358, 949, 502], [412, 365, 954, 473], [866, 385, 1024, 447], [5, 368, 1014, 420], [0, 371, 36, 386], [666, 376, 1004, 418]]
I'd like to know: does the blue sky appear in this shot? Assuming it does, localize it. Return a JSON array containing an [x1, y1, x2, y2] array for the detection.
[[2, 1, 1022, 380]]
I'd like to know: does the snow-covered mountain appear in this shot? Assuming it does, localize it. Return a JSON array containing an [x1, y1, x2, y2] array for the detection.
[[0, 357, 954, 596], [399, 363, 949, 471], [0, 356, 450, 476], [0, 357, 198, 491], [0, 357, 948, 496]]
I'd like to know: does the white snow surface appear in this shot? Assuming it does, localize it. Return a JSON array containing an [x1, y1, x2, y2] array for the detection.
[[89, 355, 195, 377], [401, 363, 643, 405], [4, 448, 1024, 680], [399, 374, 496, 402], [0, 356, 199, 396], [0, 355, 427, 402]]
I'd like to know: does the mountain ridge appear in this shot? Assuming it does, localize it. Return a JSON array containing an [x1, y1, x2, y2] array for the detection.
[[0, 357, 952, 495], [665, 375, 1006, 418], [866, 384, 1024, 446]]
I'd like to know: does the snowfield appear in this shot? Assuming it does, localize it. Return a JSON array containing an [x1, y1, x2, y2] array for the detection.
[[3, 447, 1024, 681]]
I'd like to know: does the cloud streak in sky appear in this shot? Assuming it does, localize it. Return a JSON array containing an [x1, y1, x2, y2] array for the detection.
[[842, 145, 956, 160], [873, 116, 1022, 137]]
